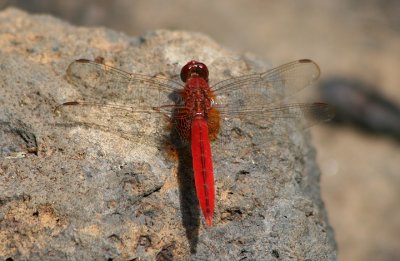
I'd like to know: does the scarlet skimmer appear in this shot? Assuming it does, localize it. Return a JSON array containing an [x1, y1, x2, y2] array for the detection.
[[58, 58, 334, 226]]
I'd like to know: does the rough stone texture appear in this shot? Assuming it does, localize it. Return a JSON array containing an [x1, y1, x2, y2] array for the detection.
[[5, 2, 400, 260], [0, 8, 336, 260]]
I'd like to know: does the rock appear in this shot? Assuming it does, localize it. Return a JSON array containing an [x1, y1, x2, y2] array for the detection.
[[0, 8, 336, 260]]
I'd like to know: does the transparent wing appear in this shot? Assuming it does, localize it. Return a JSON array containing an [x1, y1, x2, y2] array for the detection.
[[232, 102, 334, 129], [56, 59, 188, 144], [215, 103, 334, 154], [211, 59, 334, 128], [55, 102, 172, 146], [212, 59, 320, 114], [65, 59, 185, 116]]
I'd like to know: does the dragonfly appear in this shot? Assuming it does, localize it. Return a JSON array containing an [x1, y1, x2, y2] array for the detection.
[[58, 58, 334, 226]]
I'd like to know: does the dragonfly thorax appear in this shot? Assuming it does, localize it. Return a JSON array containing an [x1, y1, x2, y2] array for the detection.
[[184, 77, 213, 119]]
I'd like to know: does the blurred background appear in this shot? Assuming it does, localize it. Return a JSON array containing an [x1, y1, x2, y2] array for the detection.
[[3, 1, 400, 260]]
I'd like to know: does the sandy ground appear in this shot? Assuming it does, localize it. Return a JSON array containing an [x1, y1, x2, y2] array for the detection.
[[6, 1, 400, 260]]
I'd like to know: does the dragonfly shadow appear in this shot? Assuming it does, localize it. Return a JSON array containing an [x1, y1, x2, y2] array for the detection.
[[170, 127, 200, 254], [0, 119, 38, 157]]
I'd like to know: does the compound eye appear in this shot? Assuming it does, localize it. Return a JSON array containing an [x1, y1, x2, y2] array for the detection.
[[195, 62, 209, 81], [180, 61, 194, 82], [180, 60, 209, 82]]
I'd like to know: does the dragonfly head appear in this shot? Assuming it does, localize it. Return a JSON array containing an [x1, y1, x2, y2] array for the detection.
[[180, 60, 209, 83]]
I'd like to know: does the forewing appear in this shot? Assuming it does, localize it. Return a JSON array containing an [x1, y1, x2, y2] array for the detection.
[[212, 59, 320, 115], [65, 59, 185, 116]]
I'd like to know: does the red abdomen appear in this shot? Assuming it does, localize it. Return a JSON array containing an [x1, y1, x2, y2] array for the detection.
[[191, 118, 215, 226]]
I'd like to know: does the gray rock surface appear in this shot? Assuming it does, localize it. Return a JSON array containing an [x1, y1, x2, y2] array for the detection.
[[0, 8, 336, 260]]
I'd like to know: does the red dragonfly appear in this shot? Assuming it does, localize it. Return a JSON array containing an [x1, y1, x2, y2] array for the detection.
[[58, 58, 334, 226]]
